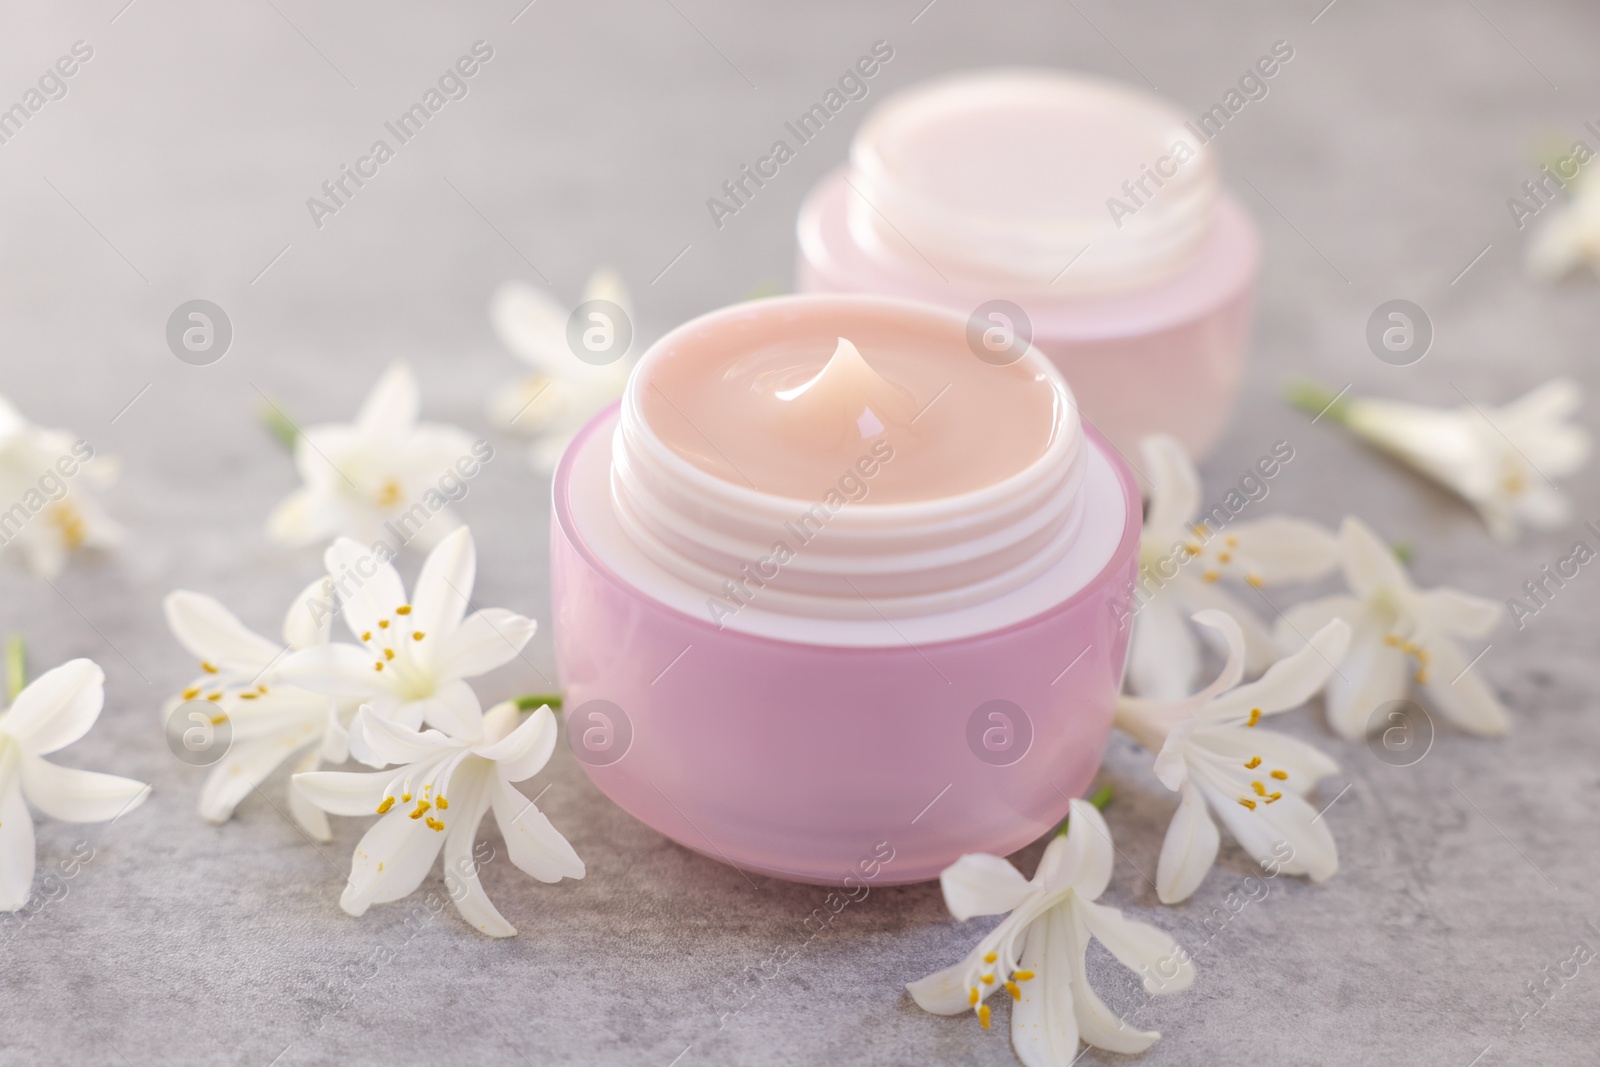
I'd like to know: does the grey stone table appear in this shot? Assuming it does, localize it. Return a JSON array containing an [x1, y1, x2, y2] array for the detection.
[[1, 1, 1596, 1063]]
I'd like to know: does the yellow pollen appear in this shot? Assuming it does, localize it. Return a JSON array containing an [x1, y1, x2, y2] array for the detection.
[[968, 987, 980, 1006], [239, 692, 257, 700], [1245, 573, 1264, 589], [1415, 670, 1429, 684], [201, 661, 219, 674], [1266, 792, 1283, 803], [1014, 970, 1035, 981], [1384, 633, 1402, 647], [1246, 708, 1262, 727], [1239, 798, 1257, 810], [1226, 535, 1239, 547], [1252, 781, 1268, 797], [206, 693, 222, 702], [978, 1004, 992, 1030], [182, 687, 201, 700], [1244, 756, 1262, 769], [1270, 770, 1288, 780], [362, 631, 372, 641], [1183, 543, 1201, 556], [980, 973, 994, 985], [377, 480, 403, 508], [436, 796, 449, 810], [396, 605, 412, 616], [1005, 981, 1022, 1001], [425, 817, 445, 832], [1192, 522, 1209, 537], [1218, 551, 1233, 564], [374, 661, 384, 671], [401, 792, 412, 802], [983, 951, 997, 964], [1203, 569, 1220, 583], [413, 631, 425, 641], [376, 797, 395, 814], [409, 801, 430, 819], [379, 619, 390, 629], [210, 713, 227, 726], [384, 648, 395, 661], [257, 684, 269, 693]]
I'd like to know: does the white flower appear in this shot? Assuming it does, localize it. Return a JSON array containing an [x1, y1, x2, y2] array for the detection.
[[162, 577, 348, 840], [1527, 166, 1600, 281], [1117, 610, 1350, 904], [268, 362, 476, 551], [1330, 381, 1590, 541], [1127, 434, 1340, 699], [294, 700, 582, 936], [0, 394, 122, 578], [0, 659, 150, 910], [907, 799, 1194, 1062], [1278, 516, 1507, 739], [277, 526, 537, 736], [488, 267, 635, 473]]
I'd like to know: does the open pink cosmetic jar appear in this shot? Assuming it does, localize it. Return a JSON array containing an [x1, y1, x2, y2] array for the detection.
[[798, 69, 1261, 459], [550, 294, 1139, 885]]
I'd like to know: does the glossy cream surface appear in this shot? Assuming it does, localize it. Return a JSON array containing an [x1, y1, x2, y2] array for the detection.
[[636, 306, 1061, 502]]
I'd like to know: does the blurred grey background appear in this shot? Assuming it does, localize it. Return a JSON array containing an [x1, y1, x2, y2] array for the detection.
[[1, 0, 1596, 1064]]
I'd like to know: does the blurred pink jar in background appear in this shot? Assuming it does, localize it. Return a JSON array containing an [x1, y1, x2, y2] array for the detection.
[[797, 69, 1261, 459], [550, 295, 1140, 885]]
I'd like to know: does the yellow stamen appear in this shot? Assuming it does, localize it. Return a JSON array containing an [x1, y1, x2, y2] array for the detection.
[[435, 796, 449, 810], [210, 713, 227, 726], [378, 619, 390, 629], [1226, 535, 1239, 547], [384, 648, 395, 661], [376, 796, 395, 814], [1266, 792, 1283, 803], [1239, 798, 1257, 810], [413, 631, 425, 641], [401, 792, 412, 802], [1014, 970, 1035, 981], [1183, 543, 1201, 556], [239, 692, 257, 700], [983, 951, 997, 964], [376, 480, 403, 508], [362, 631, 372, 641], [182, 687, 201, 700], [1246, 708, 1262, 727], [1244, 756, 1262, 769], [1245, 573, 1264, 589], [1252, 781, 1268, 797], [396, 605, 412, 616], [1270, 770, 1288, 780], [409, 801, 430, 819], [1384, 634, 1402, 647], [980, 973, 994, 985], [1217, 551, 1232, 564], [978, 1004, 991, 1030], [1192, 522, 1209, 537], [1004, 981, 1022, 1001], [206, 693, 222, 702], [374, 661, 384, 671], [201, 661, 218, 674], [968, 987, 980, 1006], [1203, 569, 1220, 583], [425, 817, 445, 832]]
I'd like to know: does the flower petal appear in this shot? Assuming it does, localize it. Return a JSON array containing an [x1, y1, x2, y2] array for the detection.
[[475, 705, 557, 782], [1062, 906, 1165, 1053], [906, 958, 980, 1016], [1009, 908, 1081, 1066], [1420, 636, 1509, 736], [1417, 587, 1501, 640], [1125, 597, 1200, 700], [490, 280, 571, 375], [283, 576, 336, 651], [354, 361, 419, 439], [1339, 517, 1411, 600], [1037, 800, 1113, 901], [276, 644, 390, 701], [1204, 619, 1350, 725], [1226, 516, 1341, 582], [412, 679, 484, 740], [287, 746, 331, 842], [323, 538, 408, 644], [0, 776, 36, 912], [292, 768, 393, 816], [1175, 580, 1279, 676], [1200, 778, 1338, 882], [491, 777, 584, 883], [1075, 897, 1194, 994], [347, 705, 458, 769], [164, 592, 282, 675], [412, 526, 475, 646], [1187, 609, 1248, 701], [20, 756, 149, 824], [1322, 621, 1409, 741], [1139, 434, 1200, 543], [339, 807, 446, 916], [434, 610, 537, 681], [1156, 781, 1220, 905], [197, 725, 320, 824], [939, 852, 1033, 921], [439, 761, 515, 937], [1, 659, 104, 757]]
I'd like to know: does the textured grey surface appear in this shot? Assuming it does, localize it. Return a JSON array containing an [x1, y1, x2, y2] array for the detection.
[[0, 1, 1596, 1064]]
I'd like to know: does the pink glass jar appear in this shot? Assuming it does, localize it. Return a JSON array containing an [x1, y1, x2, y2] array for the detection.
[[550, 294, 1140, 885], [797, 69, 1260, 459]]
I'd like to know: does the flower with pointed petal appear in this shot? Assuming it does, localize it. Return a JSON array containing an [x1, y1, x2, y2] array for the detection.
[[1295, 379, 1589, 541], [1527, 165, 1600, 281], [268, 362, 477, 551], [1277, 516, 1507, 739], [277, 526, 537, 736], [907, 799, 1194, 1063], [163, 576, 350, 839], [0, 659, 149, 910], [294, 700, 582, 936], [1126, 434, 1339, 699], [1117, 610, 1350, 904], [0, 394, 122, 578], [487, 268, 636, 473]]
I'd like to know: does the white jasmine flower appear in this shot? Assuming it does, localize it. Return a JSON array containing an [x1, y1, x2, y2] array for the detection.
[[268, 362, 476, 551], [907, 799, 1194, 1062], [0, 659, 150, 910], [1127, 434, 1340, 699], [294, 700, 582, 936], [488, 267, 635, 473], [277, 526, 537, 736], [1277, 516, 1508, 739], [162, 577, 348, 840], [1527, 166, 1600, 281], [1117, 610, 1349, 904], [0, 394, 122, 578], [1297, 380, 1590, 541]]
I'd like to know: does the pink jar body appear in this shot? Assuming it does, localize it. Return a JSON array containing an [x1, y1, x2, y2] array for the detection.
[[550, 406, 1142, 886], [796, 168, 1260, 459]]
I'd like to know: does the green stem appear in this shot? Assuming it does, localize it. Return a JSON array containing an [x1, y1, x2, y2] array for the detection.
[[5, 635, 25, 702], [1392, 541, 1415, 566], [256, 400, 300, 450], [1055, 783, 1114, 836], [1284, 378, 1352, 425], [514, 693, 563, 711]]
